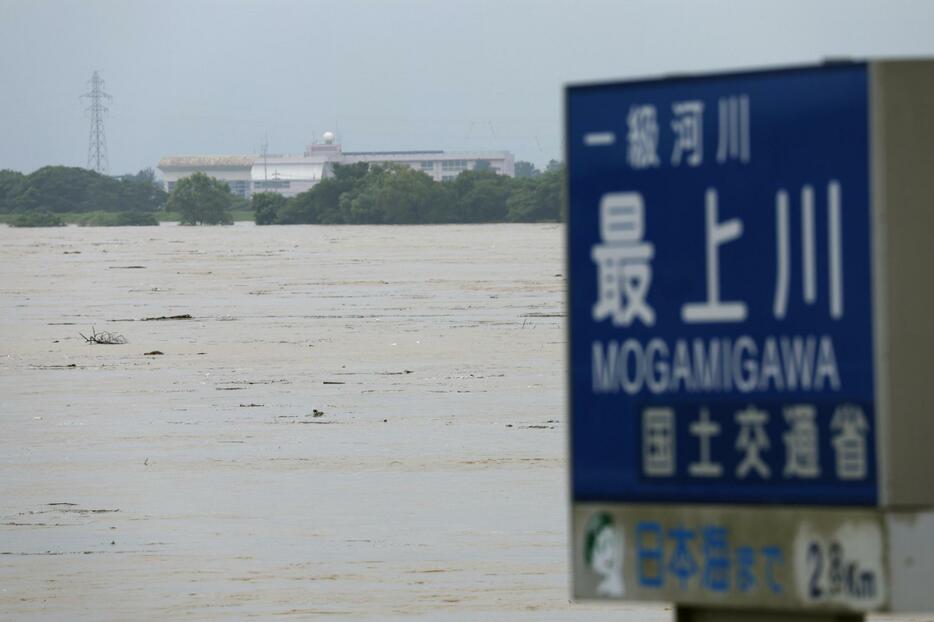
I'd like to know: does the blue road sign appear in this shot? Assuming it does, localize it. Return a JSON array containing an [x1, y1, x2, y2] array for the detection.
[[567, 64, 877, 506]]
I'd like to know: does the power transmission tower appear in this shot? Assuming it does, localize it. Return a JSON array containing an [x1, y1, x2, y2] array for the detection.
[[82, 71, 112, 174]]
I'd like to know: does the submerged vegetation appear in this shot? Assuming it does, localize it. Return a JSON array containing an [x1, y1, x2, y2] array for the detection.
[[74, 211, 160, 226], [8, 211, 65, 227], [252, 160, 565, 225], [166, 172, 234, 225]]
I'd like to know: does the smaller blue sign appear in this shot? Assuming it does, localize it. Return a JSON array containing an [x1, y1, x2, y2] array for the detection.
[[631, 519, 786, 595]]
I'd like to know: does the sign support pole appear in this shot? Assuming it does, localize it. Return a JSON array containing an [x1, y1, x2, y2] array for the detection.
[[675, 606, 863, 622]]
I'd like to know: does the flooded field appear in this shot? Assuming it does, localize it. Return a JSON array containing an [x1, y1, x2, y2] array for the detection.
[[0, 223, 667, 620]]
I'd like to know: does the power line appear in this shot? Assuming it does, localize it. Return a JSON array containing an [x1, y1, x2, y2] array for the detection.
[[81, 70, 112, 174]]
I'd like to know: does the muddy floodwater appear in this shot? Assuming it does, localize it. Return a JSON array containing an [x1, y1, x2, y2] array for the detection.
[[0, 223, 668, 620]]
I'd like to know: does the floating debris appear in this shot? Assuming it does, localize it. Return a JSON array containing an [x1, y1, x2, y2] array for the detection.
[[79, 327, 126, 345], [141, 314, 192, 321]]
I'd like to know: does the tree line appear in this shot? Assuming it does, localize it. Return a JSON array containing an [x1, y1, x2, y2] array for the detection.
[[1, 159, 564, 226], [252, 160, 565, 225], [0, 166, 166, 214]]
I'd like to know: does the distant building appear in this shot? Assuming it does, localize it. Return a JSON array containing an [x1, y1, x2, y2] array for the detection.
[[158, 132, 515, 198], [250, 155, 329, 197], [158, 155, 254, 197]]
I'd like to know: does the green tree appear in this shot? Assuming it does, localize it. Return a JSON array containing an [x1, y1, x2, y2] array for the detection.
[[505, 178, 540, 222], [506, 165, 564, 222], [166, 172, 233, 225], [12, 185, 40, 212], [0, 169, 25, 212], [279, 177, 343, 224], [447, 170, 510, 223], [339, 164, 443, 224], [514, 160, 540, 179], [252, 192, 287, 225], [132, 168, 160, 188], [277, 162, 370, 224], [276, 189, 320, 224], [0, 166, 166, 214], [19, 167, 90, 212]]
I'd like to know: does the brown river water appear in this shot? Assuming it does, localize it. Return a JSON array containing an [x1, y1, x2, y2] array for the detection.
[[0, 223, 673, 621], [0, 223, 922, 621]]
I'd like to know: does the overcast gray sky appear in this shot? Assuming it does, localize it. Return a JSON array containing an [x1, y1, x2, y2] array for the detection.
[[2, 0, 933, 175]]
